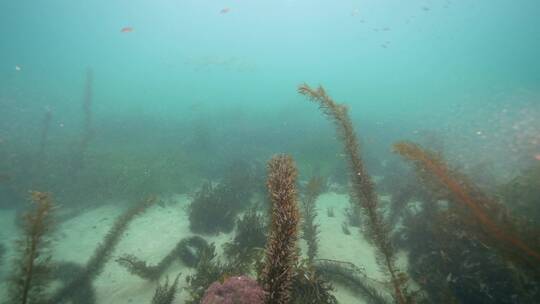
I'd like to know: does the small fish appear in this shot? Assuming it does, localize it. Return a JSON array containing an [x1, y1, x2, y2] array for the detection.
[[120, 27, 134, 33], [534, 154, 540, 161], [220, 7, 230, 14], [15, 65, 21, 71]]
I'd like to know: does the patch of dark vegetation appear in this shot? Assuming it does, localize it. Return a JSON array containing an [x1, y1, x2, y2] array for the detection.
[[223, 208, 267, 260], [188, 160, 262, 235], [188, 182, 237, 234], [394, 142, 540, 302]]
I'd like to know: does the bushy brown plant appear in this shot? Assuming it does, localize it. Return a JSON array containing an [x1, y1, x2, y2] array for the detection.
[[260, 155, 300, 304]]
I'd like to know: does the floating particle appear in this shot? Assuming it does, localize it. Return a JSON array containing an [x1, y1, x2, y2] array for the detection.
[[351, 8, 360, 16], [59, 123, 64, 128], [15, 65, 21, 71], [422, 6, 431, 11], [120, 27, 133, 33], [476, 130, 483, 135], [220, 7, 230, 14]]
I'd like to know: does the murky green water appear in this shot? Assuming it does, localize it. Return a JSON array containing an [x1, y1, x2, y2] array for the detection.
[[1, 1, 539, 303]]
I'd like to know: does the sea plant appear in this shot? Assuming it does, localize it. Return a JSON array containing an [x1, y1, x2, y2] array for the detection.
[[393, 141, 540, 274], [7, 191, 55, 304], [300, 176, 323, 264], [344, 192, 362, 227], [314, 259, 392, 304], [151, 274, 182, 304], [184, 244, 244, 304], [188, 182, 237, 235], [260, 154, 300, 304], [299, 84, 411, 303], [396, 196, 539, 303], [47, 196, 157, 304], [71, 68, 94, 172], [117, 236, 212, 280], [223, 207, 267, 260], [290, 260, 338, 304]]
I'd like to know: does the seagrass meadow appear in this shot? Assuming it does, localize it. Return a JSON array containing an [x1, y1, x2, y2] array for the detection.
[[1, 1, 540, 303]]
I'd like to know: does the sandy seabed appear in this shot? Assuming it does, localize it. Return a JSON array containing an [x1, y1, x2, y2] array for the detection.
[[0, 192, 404, 304]]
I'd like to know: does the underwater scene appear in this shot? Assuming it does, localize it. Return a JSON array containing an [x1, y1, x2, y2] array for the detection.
[[1, 1, 540, 303]]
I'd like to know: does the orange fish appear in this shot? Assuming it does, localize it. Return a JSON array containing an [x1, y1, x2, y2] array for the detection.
[[220, 7, 230, 14], [121, 27, 134, 33]]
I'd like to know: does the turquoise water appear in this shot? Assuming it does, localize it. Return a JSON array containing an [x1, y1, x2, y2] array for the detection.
[[1, 1, 540, 303]]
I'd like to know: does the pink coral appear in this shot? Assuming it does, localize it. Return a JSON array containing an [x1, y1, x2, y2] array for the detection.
[[201, 275, 265, 304]]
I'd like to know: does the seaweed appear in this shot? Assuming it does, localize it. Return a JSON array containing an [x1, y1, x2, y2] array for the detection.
[[46, 196, 157, 303], [223, 207, 267, 260], [326, 207, 335, 218], [117, 236, 211, 280], [151, 274, 181, 304], [290, 260, 338, 304], [7, 191, 55, 304], [397, 197, 539, 303], [314, 259, 392, 304], [300, 176, 323, 264], [184, 243, 245, 304], [72, 68, 94, 172], [299, 84, 411, 303], [344, 191, 362, 227], [386, 179, 416, 226], [188, 182, 237, 235], [188, 161, 259, 235], [38, 107, 52, 158], [393, 141, 540, 275], [260, 154, 300, 304], [220, 160, 258, 212]]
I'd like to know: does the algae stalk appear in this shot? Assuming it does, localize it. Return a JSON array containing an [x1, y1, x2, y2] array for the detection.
[[7, 191, 55, 304], [301, 176, 323, 264], [261, 155, 300, 304], [298, 84, 409, 304]]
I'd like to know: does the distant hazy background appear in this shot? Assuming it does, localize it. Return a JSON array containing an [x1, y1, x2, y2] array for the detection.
[[1, 0, 539, 207]]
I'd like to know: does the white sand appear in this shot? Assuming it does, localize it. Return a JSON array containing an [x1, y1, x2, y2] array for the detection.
[[0, 192, 400, 303]]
